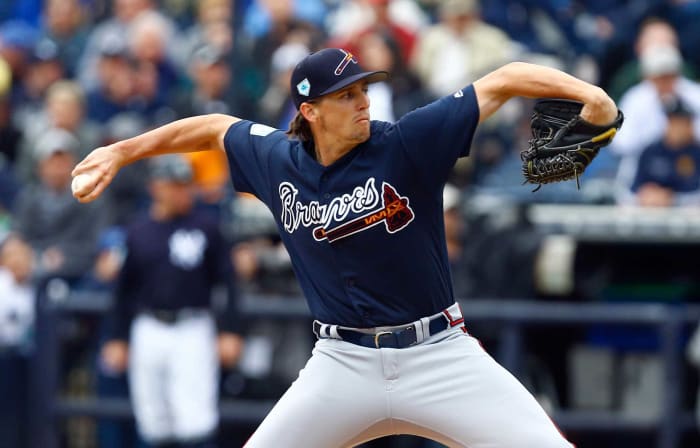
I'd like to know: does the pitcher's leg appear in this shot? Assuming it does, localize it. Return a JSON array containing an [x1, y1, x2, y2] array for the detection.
[[393, 331, 573, 448], [244, 339, 388, 448]]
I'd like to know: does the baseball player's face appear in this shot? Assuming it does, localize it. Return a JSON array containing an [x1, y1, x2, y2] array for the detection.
[[148, 179, 195, 218], [316, 81, 371, 144]]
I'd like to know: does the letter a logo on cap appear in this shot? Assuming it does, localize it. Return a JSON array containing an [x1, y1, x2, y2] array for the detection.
[[297, 78, 310, 96], [334, 50, 357, 76]]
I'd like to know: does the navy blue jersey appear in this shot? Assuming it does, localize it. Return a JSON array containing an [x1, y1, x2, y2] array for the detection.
[[111, 209, 238, 339], [631, 141, 700, 193], [225, 86, 479, 327]]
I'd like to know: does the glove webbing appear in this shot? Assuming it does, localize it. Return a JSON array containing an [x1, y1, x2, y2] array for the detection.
[[521, 149, 593, 191]]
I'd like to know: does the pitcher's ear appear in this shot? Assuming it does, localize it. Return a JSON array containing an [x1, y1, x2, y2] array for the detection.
[[300, 101, 318, 122]]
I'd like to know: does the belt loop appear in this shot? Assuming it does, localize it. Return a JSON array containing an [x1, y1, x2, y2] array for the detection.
[[316, 322, 341, 339], [446, 302, 463, 320], [413, 318, 423, 343], [419, 317, 431, 340]]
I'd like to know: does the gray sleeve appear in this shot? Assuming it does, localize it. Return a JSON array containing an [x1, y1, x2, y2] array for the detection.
[[53, 200, 106, 278]]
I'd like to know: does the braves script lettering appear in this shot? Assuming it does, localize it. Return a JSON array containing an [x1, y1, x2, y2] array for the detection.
[[280, 178, 380, 233]]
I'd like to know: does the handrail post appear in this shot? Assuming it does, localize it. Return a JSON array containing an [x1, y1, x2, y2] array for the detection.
[[498, 320, 523, 377], [29, 279, 65, 448], [657, 307, 683, 448]]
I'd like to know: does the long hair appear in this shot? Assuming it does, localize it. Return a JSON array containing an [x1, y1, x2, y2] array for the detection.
[[285, 111, 314, 143]]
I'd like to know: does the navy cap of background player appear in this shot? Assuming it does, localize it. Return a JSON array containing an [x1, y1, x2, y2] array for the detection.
[[290, 48, 388, 110], [149, 154, 193, 183], [662, 95, 694, 118]]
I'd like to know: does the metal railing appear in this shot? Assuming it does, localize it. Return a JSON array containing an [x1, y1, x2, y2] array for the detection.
[[29, 282, 700, 448]]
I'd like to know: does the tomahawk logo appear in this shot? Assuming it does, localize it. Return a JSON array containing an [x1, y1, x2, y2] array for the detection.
[[278, 179, 414, 243], [313, 183, 414, 243], [334, 49, 357, 76]]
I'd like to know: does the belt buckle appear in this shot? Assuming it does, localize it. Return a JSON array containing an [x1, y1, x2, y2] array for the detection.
[[374, 331, 393, 348]]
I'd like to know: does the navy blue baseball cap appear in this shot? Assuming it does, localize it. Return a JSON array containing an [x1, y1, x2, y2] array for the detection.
[[290, 48, 388, 110]]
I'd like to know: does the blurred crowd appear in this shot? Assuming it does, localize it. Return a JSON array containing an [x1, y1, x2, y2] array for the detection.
[[2, 0, 700, 447]]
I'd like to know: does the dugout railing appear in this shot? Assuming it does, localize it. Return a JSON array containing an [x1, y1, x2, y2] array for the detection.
[[29, 280, 700, 448]]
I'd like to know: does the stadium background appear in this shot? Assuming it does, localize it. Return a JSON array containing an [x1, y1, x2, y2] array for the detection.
[[1, 0, 700, 447]]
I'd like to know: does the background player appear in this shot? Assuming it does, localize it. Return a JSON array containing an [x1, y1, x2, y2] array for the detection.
[[100, 154, 243, 448], [73, 48, 618, 447]]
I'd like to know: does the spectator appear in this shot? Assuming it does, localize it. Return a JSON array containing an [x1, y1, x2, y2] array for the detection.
[[13, 37, 66, 132], [17, 80, 101, 183], [127, 10, 181, 121], [174, 43, 257, 205], [43, 80, 101, 158], [611, 42, 700, 205], [631, 95, 700, 207], [258, 41, 309, 129], [11, 127, 103, 280], [356, 31, 397, 123], [0, 20, 38, 102], [0, 236, 35, 448], [241, 0, 326, 41], [328, 0, 423, 67], [607, 17, 697, 102], [326, 0, 428, 51], [38, 0, 89, 78], [177, 0, 235, 70], [100, 154, 243, 448], [85, 33, 139, 124], [176, 44, 253, 119], [355, 29, 428, 122], [411, 0, 517, 99], [76, 0, 161, 90], [0, 236, 34, 349], [239, 3, 325, 102]]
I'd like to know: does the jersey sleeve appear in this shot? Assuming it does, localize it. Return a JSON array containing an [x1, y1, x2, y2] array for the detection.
[[394, 85, 479, 189], [223, 120, 287, 205]]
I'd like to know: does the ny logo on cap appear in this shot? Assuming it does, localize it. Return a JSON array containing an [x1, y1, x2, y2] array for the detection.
[[297, 78, 311, 96], [334, 49, 357, 76]]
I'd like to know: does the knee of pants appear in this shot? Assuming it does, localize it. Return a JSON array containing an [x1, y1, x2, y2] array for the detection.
[[135, 412, 174, 444], [173, 412, 218, 441]]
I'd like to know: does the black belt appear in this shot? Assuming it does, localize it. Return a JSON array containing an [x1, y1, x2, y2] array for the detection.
[[313, 313, 455, 349], [142, 308, 208, 325]]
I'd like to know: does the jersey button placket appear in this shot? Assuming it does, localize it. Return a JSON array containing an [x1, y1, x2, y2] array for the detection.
[[319, 172, 330, 201]]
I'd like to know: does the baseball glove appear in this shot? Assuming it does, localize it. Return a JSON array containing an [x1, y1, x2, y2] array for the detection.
[[520, 98, 624, 191]]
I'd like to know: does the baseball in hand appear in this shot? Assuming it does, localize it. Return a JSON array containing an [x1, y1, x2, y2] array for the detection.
[[71, 173, 93, 197]]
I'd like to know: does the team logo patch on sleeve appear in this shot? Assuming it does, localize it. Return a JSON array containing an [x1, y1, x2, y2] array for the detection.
[[250, 123, 276, 136]]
